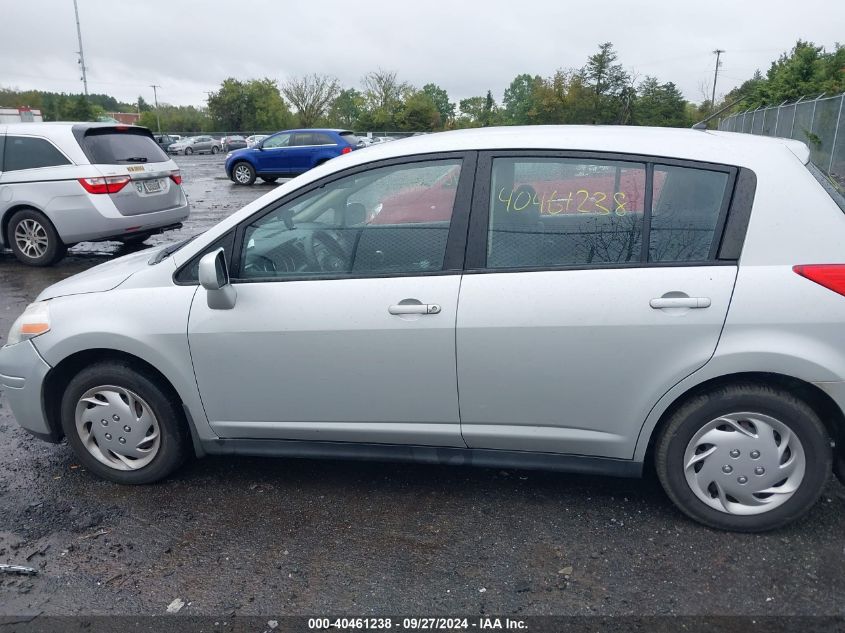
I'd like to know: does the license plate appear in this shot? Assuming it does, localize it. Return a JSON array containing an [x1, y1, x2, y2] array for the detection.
[[142, 179, 162, 193]]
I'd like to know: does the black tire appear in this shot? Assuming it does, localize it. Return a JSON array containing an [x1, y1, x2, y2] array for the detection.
[[184, 147, 193, 155], [7, 208, 67, 266], [60, 361, 190, 484], [655, 382, 832, 532], [231, 161, 256, 186], [211, 145, 219, 155], [261, 177, 278, 183]]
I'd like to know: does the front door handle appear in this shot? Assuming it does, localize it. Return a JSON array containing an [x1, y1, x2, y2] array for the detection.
[[650, 297, 711, 309], [388, 303, 441, 315]]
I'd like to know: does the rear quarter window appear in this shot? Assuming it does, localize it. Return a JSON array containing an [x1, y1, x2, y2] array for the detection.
[[81, 129, 169, 164], [4, 136, 71, 171], [807, 163, 845, 213]]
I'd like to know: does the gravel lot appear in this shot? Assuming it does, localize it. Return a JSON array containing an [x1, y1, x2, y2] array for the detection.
[[1, 154, 844, 619]]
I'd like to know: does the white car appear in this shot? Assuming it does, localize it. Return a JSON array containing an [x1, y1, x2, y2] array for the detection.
[[246, 134, 268, 148], [3, 126, 844, 532]]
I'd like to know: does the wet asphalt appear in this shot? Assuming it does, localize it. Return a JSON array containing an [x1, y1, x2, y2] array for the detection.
[[0, 155, 843, 618]]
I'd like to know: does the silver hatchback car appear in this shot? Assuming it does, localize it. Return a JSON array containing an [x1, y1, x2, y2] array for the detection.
[[2, 126, 844, 532], [0, 123, 190, 265]]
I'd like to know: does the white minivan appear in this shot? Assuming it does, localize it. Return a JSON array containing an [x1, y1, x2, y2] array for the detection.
[[0, 122, 190, 266]]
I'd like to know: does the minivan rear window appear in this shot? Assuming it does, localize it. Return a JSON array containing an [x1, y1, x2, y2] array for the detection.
[[807, 163, 845, 213], [80, 128, 169, 165]]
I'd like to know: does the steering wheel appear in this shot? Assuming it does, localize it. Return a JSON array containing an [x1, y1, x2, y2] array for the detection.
[[303, 230, 349, 273]]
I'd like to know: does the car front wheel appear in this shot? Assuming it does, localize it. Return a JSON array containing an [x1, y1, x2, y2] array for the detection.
[[232, 161, 256, 185], [7, 208, 66, 266], [184, 147, 193, 155], [211, 146, 219, 154], [60, 361, 190, 484], [655, 383, 832, 532]]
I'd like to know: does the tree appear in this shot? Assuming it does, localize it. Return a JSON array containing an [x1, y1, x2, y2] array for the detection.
[[361, 69, 412, 128], [421, 83, 454, 125], [398, 91, 441, 131], [582, 42, 630, 124], [502, 74, 540, 124], [137, 96, 152, 112], [633, 77, 688, 127], [328, 88, 365, 128], [457, 96, 485, 126], [208, 78, 291, 131], [481, 90, 497, 127], [68, 94, 96, 121], [281, 73, 340, 127]]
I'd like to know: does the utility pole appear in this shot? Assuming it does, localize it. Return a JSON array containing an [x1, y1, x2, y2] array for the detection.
[[711, 49, 725, 114], [72, 0, 88, 95], [150, 85, 162, 133]]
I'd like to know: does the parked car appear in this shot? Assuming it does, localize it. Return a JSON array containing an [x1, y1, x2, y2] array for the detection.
[[3, 126, 845, 532], [245, 134, 268, 148], [0, 122, 189, 266], [221, 135, 247, 152], [168, 135, 221, 155], [153, 134, 179, 152], [225, 128, 360, 185]]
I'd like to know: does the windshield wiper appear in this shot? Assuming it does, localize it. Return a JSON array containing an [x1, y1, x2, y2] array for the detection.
[[120, 157, 148, 163], [149, 235, 199, 265]]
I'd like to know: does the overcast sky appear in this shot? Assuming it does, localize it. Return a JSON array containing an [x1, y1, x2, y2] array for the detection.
[[1, 0, 842, 110]]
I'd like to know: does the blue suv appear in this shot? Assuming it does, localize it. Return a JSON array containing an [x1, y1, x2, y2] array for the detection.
[[225, 129, 360, 185]]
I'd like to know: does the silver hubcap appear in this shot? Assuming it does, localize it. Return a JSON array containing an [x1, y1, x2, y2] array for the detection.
[[14, 219, 49, 259], [234, 165, 251, 183], [75, 386, 161, 471], [684, 412, 805, 515]]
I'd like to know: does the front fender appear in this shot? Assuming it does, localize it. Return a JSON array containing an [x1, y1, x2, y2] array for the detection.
[[31, 285, 217, 444]]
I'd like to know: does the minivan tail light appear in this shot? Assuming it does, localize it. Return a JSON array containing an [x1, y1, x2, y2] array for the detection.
[[341, 146, 352, 154], [170, 170, 182, 185], [793, 265, 845, 297], [77, 176, 130, 194]]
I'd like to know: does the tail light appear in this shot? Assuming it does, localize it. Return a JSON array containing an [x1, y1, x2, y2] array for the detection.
[[793, 265, 845, 297], [77, 176, 130, 194], [341, 146, 352, 154], [170, 170, 182, 185]]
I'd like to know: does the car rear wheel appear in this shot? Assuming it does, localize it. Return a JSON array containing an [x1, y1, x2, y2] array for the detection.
[[655, 382, 832, 532], [7, 208, 66, 266], [184, 147, 193, 155], [61, 361, 189, 484], [232, 162, 256, 186]]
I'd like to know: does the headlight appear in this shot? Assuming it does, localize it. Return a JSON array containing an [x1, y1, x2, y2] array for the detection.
[[6, 302, 50, 347]]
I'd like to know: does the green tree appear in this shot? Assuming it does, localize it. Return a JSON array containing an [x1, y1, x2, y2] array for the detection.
[[329, 88, 365, 128], [582, 42, 631, 124], [421, 83, 454, 126], [361, 69, 412, 129], [208, 78, 291, 131], [398, 91, 441, 131], [137, 95, 152, 112], [502, 74, 540, 124], [633, 77, 688, 127], [68, 94, 96, 121]]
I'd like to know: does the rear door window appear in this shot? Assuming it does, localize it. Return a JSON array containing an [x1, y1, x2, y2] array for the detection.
[[313, 133, 336, 145], [486, 157, 647, 268], [291, 133, 315, 146], [81, 128, 168, 164], [4, 136, 71, 171]]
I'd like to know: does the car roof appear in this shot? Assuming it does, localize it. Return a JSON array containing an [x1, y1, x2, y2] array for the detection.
[[342, 125, 810, 169], [275, 128, 352, 134]]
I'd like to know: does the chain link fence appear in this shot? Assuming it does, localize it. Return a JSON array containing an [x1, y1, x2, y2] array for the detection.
[[719, 92, 845, 183]]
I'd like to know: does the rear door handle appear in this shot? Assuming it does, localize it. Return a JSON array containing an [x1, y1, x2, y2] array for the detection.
[[649, 297, 711, 309], [388, 304, 441, 315]]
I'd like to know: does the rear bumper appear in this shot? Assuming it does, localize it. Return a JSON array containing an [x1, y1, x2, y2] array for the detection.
[[0, 340, 56, 442], [52, 200, 190, 245]]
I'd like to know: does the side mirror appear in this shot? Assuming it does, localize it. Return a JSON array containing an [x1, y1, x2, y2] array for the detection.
[[198, 248, 237, 310]]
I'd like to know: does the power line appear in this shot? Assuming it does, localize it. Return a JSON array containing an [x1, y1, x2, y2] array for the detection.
[[150, 84, 161, 133], [72, 0, 88, 96], [711, 49, 725, 112]]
